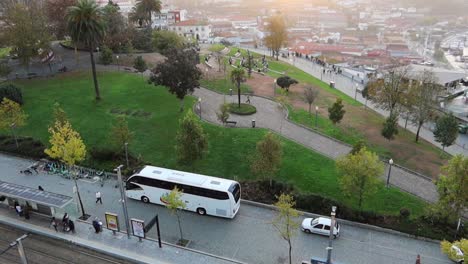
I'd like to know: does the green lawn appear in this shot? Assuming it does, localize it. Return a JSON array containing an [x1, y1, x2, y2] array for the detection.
[[0, 47, 12, 59], [208, 44, 225, 52], [200, 78, 252, 94], [224, 48, 360, 106], [7, 71, 425, 216], [287, 106, 391, 157]]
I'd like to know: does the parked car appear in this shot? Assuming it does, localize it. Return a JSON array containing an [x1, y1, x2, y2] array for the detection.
[[301, 217, 340, 238], [459, 124, 468, 134]]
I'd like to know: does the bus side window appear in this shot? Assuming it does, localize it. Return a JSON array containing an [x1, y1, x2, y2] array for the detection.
[[127, 182, 142, 190]]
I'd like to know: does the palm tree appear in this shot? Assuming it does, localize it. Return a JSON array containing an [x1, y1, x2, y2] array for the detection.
[[67, 0, 105, 100], [131, 0, 161, 27], [230, 68, 246, 108]]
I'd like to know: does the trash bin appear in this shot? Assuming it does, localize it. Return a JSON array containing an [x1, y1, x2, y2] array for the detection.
[[330, 81, 335, 88], [252, 119, 256, 128]]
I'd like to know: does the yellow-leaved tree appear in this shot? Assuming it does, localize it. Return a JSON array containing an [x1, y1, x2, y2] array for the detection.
[[45, 113, 87, 218], [0, 98, 28, 148]]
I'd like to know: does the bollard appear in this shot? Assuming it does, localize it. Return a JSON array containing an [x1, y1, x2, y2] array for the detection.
[[229, 88, 233, 96], [252, 119, 256, 128]]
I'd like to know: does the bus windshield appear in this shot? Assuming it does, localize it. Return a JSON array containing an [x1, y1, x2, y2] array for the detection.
[[229, 183, 240, 203]]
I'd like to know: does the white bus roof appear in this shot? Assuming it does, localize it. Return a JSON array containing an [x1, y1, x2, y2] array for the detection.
[[135, 166, 237, 192]]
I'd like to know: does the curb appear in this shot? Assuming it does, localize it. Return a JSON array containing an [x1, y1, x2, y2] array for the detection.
[[240, 199, 442, 244]]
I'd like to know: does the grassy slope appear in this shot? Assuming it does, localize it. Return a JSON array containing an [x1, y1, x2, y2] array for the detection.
[[0, 47, 12, 59], [200, 78, 252, 94], [8, 71, 425, 216]]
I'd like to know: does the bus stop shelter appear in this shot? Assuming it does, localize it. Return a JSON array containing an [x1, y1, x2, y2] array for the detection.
[[0, 181, 73, 216]]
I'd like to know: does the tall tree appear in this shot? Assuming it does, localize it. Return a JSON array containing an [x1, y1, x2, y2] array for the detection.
[[265, 14, 288, 60], [129, 0, 161, 27], [149, 47, 202, 111], [407, 70, 443, 142], [45, 0, 77, 39], [336, 148, 384, 211], [45, 117, 87, 218], [276, 76, 298, 92], [102, 1, 127, 52], [381, 112, 399, 140], [303, 86, 319, 115], [328, 98, 345, 124], [0, 98, 27, 148], [433, 114, 459, 150], [251, 132, 283, 186], [152, 30, 185, 55], [367, 68, 409, 116], [435, 155, 468, 219], [67, 0, 105, 100], [272, 194, 300, 264], [230, 68, 246, 108], [175, 111, 208, 165], [1, 1, 51, 68]]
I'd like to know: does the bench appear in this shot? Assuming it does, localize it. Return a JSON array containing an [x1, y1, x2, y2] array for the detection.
[[225, 120, 237, 126]]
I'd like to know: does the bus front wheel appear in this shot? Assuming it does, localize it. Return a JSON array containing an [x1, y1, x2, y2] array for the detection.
[[141, 196, 150, 203], [196, 208, 206, 215]]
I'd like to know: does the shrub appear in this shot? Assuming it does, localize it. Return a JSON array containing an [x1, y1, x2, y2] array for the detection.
[[228, 103, 256, 115], [0, 136, 46, 159], [0, 84, 23, 105], [90, 147, 118, 161], [400, 208, 411, 219], [99, 46, 114, 65]]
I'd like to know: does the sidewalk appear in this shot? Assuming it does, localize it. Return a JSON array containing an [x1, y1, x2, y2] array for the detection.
[[194, 88, 439, 203], [0, 204, 244, 264]]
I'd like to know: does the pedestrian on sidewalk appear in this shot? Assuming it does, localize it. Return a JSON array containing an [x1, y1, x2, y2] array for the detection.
[[95, 191, 102, 204], [14, 202, 23, 217], [68, 220, 75, 233], [246, 95, 251, 104], [62, 213, 70, 231], [50, 217, 58, 232], [92, 217, 102, 233]]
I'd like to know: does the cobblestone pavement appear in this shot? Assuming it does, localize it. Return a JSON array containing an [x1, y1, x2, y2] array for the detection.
[[193, 88, 439, 203]]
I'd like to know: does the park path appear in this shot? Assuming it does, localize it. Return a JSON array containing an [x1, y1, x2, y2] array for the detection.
[[241, 46, 468, 156], [193, 88, 439, 203]]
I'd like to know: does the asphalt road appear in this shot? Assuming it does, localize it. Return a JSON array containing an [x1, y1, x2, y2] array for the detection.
[[0, 223, 132, 264], [0, 154, 451, 264]]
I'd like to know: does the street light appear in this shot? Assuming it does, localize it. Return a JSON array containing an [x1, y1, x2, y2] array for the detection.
[[273, 79, 277, 95], [386, 158, 394, 188], [354, 83, 359, 101], [124, 142, 129, 168], [115, 165, 131, 239], [116, 55, 120, 71], [315, 106, 319, 128], [326, 206, 337, 264]]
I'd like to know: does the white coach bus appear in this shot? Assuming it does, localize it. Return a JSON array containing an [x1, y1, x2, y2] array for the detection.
[[125, 165, 241, 218]]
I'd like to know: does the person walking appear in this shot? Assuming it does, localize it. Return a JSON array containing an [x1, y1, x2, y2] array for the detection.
[[68, 220, 75, 233], [95, 191, 102, 204], [92, 217, 101, 233], [50, 217, 58, 232]]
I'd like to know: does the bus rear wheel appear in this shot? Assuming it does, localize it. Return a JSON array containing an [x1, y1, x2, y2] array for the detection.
[[141, 196, 150, 203], [196, 208, 206, 215]]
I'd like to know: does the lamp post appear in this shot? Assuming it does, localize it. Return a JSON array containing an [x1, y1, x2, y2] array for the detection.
[[115, 165, 131, 239], [315, 106, 319, 128], [10, 234, 29, 264], [116, 55, 120, 71], [198, 98, 202, 119], [386, 158, 393, 188], [124, 142, 129, 168], [354, 83, 359, 101], [326, 206, 337, 264], [10, 123, 18, 148], [273, 79, 277, 95]]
